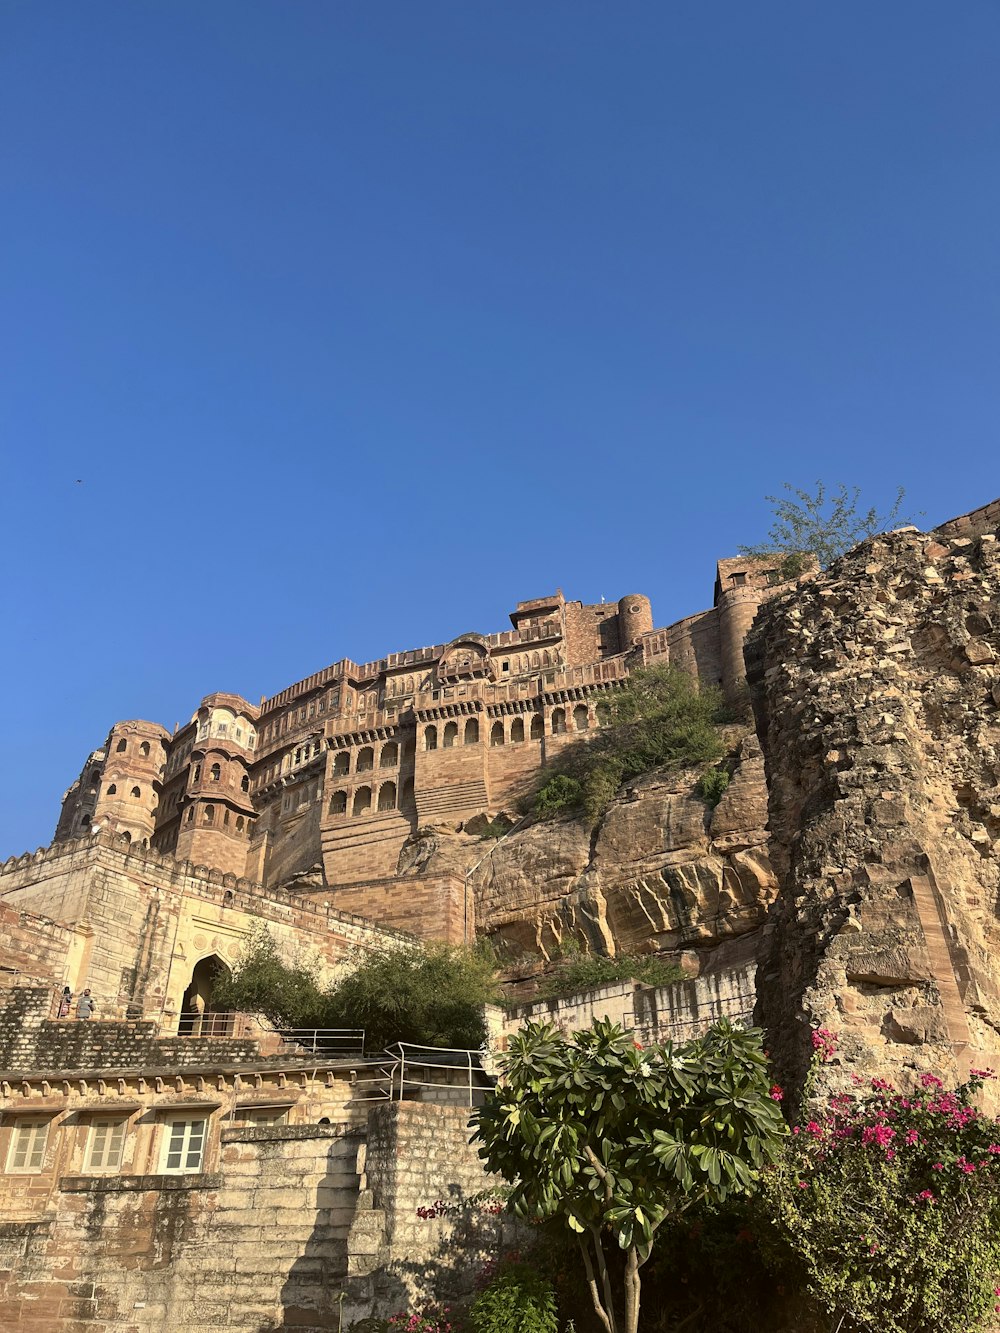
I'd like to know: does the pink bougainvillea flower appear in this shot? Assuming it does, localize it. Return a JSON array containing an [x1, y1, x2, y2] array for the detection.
[[770, 1085, 784, 1102]]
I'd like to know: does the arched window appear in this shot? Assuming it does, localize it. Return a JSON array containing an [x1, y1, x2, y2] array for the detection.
[[333, 751, 350, 776], [377, 781, 397, 812], [106, 783, 117, 796], [89, 769, 100, 787], [204, 804, 215, 823], [186, 807, 194, 824], [530, 715, 544, 741], [573, 705, 589, 732], [210, 763, 221, 782], [223, 808, 231, 826], [510, 718, 525, 743], [116, 739, 127, 753], [140, 742, 151, 759], [193, 765, 201, 782], [241, 774, 249, 792], [380, 743, 398, 768], [551, 708, 566, 735], [464, 719, 479, 745], [131, 786, 141, 799], [120, 831, 131, 845], [80, 813, 90, 827], [235, 816, 244, 832], [424, 726, 438, 752], [357, 747, 374, 772], [443, 722, 458, 748], [353, 786, 372, 816], [490, 722, 504, 747], [329, 790, 348, 816]]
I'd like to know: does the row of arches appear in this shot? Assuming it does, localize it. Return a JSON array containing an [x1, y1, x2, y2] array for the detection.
[[423, 704, 602, 751], [331, 740, 407, 777], [424, 719, 480, 750], [328, 777, 414, 818]]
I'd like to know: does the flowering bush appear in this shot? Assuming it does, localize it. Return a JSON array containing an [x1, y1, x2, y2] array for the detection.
[[348, 1313, 456, 1333], [768, 1040, 1000, 1333]]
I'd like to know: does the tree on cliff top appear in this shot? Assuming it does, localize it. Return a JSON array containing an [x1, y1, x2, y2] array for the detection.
[[739, 481, 917, 574], [213, 928, 498, 1051], [473, 1017, 786, 1333]]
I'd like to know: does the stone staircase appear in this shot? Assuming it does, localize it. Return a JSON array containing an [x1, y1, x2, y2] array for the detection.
[[415, 778, 488, 821]]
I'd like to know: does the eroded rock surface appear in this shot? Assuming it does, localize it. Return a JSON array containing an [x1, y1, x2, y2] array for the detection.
[[398, 733, 777, 988], [748, 522, 1000, 1100]]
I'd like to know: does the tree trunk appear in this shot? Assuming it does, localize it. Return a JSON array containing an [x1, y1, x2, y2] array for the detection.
[[576, 1234, 619, 1333], [624, 1247, 641, 1333]]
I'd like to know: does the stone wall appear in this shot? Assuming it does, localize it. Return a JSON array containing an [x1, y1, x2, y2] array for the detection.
[[0, 835, 410, 1029], [358, 1102, 508, 1317], [498, 963, 758, 1047], [0, 1125, 364, 1333], [747, 519, 1000, 1103], [0, 1068, 499, 1332], [0, 989, 262, 1073]]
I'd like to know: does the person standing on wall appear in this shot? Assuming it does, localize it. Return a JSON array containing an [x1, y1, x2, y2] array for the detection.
[[77, 989, 96, 1020], [57, 986, 72, 1018]]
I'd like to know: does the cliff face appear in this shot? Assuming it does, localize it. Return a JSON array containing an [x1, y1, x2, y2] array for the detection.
[[748, 522, 1000, 1100], [399, 734, 777, 989]]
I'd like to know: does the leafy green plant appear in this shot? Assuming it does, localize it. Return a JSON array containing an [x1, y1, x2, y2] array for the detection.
[[694, 768, 730, 808], [467, 1261, 558, 1333], [532, 666, 729, 825], [767, 1033, 1000, 1333], [534, 775, 584, 816], [473, 1017, 786, 1333], [738, 480, 918, 574], [537, 945, 684, 1000], [214, 932, 499, 1052]]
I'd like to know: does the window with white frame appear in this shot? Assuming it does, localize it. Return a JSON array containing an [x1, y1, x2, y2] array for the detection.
[[85, 1119, 127, 1171], [7, 1119, 49, 1172], [161, 1118, 207, 1173]]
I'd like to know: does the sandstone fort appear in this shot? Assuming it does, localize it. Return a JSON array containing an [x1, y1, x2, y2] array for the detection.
[[1, 495, 1000, 1330]]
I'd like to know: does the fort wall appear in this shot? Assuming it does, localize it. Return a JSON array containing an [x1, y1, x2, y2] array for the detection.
[[0, 835, 411, 1029]]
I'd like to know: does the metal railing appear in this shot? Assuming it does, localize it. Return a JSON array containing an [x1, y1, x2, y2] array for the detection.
[[274, 1027, 366, 1057], [389, 1042, 494, 1108], [172, 1012, 364, 1056]]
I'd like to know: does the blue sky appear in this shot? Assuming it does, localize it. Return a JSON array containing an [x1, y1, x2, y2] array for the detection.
[[1, 3, 998, 853]]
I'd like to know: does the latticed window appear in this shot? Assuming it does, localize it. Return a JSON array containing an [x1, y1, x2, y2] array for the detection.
[[7, 1119, 48, 1172], [161, 1118, 207, 1174], [86, 1119, 126, 1171]]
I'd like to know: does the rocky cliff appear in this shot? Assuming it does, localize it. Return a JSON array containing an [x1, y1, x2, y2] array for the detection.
[[747, 515, 1000, 1102], [398, 732, 777, 995]]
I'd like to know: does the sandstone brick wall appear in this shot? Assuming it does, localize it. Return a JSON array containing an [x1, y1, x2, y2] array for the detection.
[[314, 873, 470, 945], [0, 1125, 364, 1333], [497, 964, 757, 1047], [0, 989, 261, 1073], [0, 902, 80, 990], [360, 1102, 508, 1316], [0, 836, 410, 1028]]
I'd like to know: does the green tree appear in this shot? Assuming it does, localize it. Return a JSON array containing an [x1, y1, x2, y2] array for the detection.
[[472, 1018, 786, 1333], [533, 665, 728, 824], [738, 480, 916, 574], [214, 931, 499, 1052]]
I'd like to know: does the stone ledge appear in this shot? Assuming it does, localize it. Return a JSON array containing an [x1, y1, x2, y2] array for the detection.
[[221, 1124, 365, 1144], [58, 1172, 224, 1193]]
